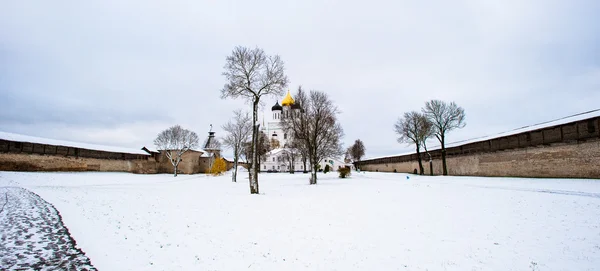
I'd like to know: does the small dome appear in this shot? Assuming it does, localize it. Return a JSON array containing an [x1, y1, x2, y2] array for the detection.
[[271, 102, 282, 111], [281, 91, 295, 106]]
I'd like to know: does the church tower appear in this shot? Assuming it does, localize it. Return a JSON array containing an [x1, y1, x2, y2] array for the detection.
[[264, 91, 302, 148]]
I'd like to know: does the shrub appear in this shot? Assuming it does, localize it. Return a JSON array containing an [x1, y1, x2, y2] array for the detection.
[[324, 164, 331, 174], [338, 167, 351, 178], [210, 158, 227, 176]]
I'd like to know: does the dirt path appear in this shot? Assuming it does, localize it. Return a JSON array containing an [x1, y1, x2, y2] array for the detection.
[[0, 187, 96, 270]]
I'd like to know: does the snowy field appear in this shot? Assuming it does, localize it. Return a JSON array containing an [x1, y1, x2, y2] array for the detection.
[[1, 171, 600, 271]]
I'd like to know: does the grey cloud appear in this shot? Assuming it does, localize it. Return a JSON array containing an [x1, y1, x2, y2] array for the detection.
[[1, 0, 599, 158]]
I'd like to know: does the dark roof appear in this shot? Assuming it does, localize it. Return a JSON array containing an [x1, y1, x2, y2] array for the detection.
[[141, 146, 159, 154], [291, 103, 301, 110], [272, 102, 283, 111], [203, 131, 221, 151]]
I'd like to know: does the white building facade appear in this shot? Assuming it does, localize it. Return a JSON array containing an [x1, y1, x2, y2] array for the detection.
[[260, 91, 349, 173]]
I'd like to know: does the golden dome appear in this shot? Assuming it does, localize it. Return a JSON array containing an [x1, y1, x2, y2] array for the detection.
[[281, 91, 295, 106]]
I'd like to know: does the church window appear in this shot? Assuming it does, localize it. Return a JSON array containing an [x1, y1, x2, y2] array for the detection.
[[277, 166, 280, 170], [273, 157, 275, 162], [264, 165, 266, 169], [272, 166, 275, 170], [284, 133, 287, 139]]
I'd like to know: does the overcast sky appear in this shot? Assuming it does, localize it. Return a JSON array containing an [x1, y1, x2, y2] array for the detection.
[[1, 0, 599, 159]]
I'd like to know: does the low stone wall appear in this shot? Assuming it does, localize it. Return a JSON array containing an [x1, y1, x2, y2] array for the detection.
[[0, 153, 157, 174], [360, 139, 600, 179]]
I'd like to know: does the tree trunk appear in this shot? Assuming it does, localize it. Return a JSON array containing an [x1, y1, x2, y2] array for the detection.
[[250, 101, 260, 194], [174, 164, 178, 177], [416, 145, 424, 175], [232, 157, 238, 182], [310, 165, 318, 185], [302, 156, 307, 173], [441, 136, 448, 176]]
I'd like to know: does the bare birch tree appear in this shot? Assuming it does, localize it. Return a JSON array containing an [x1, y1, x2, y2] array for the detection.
[[221, 46, 289, 194], [394, 111, 432, 175], [422, 100, 466, 175], [222, 110, 252, 182], [282, 87, 344, 184], [154, 125, 199, 177]]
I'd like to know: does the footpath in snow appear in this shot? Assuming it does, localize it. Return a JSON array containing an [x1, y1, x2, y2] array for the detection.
[[0, 187, 96, 270]]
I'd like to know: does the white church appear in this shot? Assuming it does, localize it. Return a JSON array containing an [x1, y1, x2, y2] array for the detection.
[[260, 91, 349, 173]]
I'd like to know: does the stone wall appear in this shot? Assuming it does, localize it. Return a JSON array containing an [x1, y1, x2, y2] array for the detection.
[[0, 152, 157, 173], [155, 151, 215, 174], [360, 139, 600, 178], [358, 115, 600, 179]]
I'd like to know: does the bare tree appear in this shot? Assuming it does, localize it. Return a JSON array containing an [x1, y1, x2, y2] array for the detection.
[[347, 139, 366, 167], [291, 137, 309, 173], [282, 87, 344, 184], [422, 100, 466, 175], [394, 111, 432, 175], [221, 46, 289, 194], [243, 131, 271, 173], [154, 125, 199, 177], [282, 142, 300, 173], [222, 110, 252, 182]]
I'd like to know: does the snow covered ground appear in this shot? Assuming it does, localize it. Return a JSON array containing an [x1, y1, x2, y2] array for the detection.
[[1, 170, 599, 270]]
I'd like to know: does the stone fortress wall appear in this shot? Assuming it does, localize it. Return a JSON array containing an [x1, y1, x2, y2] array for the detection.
[[2, 112, 599, 178], [356, 114, 600, 179], [0, 138, 223, 174], [0, 139, 157, 173]]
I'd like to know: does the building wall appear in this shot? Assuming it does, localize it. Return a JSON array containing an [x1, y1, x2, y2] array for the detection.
[[360, 139, 600, 178], [155, 151, 216, 174], [0, 152, 157, 173]]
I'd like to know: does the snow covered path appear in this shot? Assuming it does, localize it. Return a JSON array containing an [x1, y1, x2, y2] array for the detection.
[[0, 187, 96, 270], [1, 171, 599, 270]]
